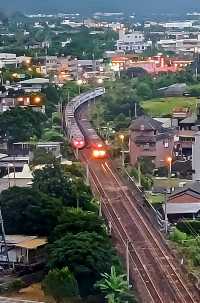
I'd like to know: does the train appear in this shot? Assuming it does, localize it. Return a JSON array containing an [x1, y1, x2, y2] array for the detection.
[[64, 87, 108, 158]]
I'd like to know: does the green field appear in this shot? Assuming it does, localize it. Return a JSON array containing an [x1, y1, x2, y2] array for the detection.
[[141, 97, 197, 117]]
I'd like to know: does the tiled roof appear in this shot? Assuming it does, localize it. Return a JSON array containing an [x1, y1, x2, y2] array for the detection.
[[179, 114, 197, 124], [170, 181, 200, 198], [130, 115, 163, 131]]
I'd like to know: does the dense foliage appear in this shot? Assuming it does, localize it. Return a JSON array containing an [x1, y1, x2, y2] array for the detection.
[[42, 267, 80, 303], [0, 187, 62, 236], [0, 107, 46, 142], [33, 164, 92, 209]]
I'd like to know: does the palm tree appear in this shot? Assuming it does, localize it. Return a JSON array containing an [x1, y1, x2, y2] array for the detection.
[[95, 266, 135, 303]]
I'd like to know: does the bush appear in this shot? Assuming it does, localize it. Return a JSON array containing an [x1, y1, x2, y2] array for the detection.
[[169, 228, 187, 243], [176, 220, 200, 236], [141, 175, 153, 190], [188, 86, 200, 97]]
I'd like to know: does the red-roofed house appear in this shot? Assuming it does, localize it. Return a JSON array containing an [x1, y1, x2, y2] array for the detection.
[[165, 181, 200, 220]]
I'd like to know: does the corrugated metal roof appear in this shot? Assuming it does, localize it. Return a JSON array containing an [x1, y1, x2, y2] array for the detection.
[[164, 203, 200, 214], [15, 238, 47, 250]]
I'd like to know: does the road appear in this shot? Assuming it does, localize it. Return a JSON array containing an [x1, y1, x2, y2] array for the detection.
[[76, 105, 200, 303], [0, 298, 44, 303]]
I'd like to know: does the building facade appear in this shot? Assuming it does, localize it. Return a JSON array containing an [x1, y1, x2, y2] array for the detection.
[[117, 30, 152, 53], [129, 116, 174, 168]]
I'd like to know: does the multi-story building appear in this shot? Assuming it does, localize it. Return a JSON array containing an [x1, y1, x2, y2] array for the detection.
[[176, 105, 200, 157], [157, 33, 200, 52], [0, 53, 32, 69], [129, 116, 174, 168], [116, 30, 152, 53]]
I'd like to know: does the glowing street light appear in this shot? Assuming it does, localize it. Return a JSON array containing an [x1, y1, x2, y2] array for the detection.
[[119, 134, 125, 143], [33, 96, 41, 104], [77, 79, 83, 95], [166, 156, 172, 177], [97, 78, 103, 84], [12, 73, 20, 79]]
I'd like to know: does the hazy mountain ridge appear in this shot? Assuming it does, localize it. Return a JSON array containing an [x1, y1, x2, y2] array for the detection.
[[1, 0, 200, 15]]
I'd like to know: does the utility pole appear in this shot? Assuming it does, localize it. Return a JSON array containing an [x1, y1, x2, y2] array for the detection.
[[134, 102, 137, 118], [164, 191, 168, 234], [138, 161, 141, 187], [126, 240, 130, 284], [86, 163, 89, 185], [0, 209, 10, 266], [99, 199, 102, 217]]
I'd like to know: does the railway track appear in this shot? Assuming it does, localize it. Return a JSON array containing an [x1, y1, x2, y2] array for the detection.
[[73, 104, 199, 303], [84, 158, 199, 303]]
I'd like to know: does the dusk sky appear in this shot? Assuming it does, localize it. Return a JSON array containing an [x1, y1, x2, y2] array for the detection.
[[1, 0, 200, 14]]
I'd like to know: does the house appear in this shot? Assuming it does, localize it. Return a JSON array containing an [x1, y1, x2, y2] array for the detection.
[[19, 78, 49, 92], [0, 235, 47, 267], [116, 30, 152, 53], [157, 33, 200, 53], [2, 164, 33, 191], [176, 105, 200, 157], [165, 181, 200, 220], [129, 116, 174, 167]]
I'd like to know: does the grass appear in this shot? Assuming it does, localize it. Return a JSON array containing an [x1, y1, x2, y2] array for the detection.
[[145, 192, 164, 204], [153, 177, 192, 189], [141, 97, 197, 117]]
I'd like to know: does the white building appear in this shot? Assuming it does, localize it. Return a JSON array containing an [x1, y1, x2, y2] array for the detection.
[[192, 132, 200, 181], [157, 34, 200, 52], [0, 54, 32, 69], [160, 21, 193, 29], [116, 30, 152, 53], [0, 53, 17, 68]]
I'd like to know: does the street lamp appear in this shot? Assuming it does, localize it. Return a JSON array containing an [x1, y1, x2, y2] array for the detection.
[[77, 79, 83, 95], [164, 156, 173, 234], [166, 156, 172, 178], [33, 96, 41, 104], [119, 134, 125, 167], [97, 78, 103, 84]]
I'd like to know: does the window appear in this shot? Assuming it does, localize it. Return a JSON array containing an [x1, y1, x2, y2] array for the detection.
[[143, 143, 150, 150], [164, 142, 169, 148]]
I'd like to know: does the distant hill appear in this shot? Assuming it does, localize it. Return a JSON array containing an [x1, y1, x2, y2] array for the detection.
[[1, 0, 200, 15]]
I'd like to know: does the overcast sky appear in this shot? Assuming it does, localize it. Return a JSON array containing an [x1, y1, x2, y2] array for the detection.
[[1, 0, 200, 14]]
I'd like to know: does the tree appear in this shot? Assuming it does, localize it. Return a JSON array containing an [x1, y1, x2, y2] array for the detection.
[[50, 208, 106, 241], [42, 129, 64, 142], [136, 82, 153, 100], [33, 164, 92, 209], [42, 267, 80, 303], [0, 187, 63, 236], [31, 147, 55, 166], [95, 266, 135, 303], [48, 232, 119, 296], [0, 107, 46, 142]]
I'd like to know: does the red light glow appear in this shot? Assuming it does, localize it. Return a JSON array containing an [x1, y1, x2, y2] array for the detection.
[[73, 139, 85, 148], [92, 149, 106, 158]]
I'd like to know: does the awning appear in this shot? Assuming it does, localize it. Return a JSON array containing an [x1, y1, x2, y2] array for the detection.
[[15, 238, 47, 250]]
